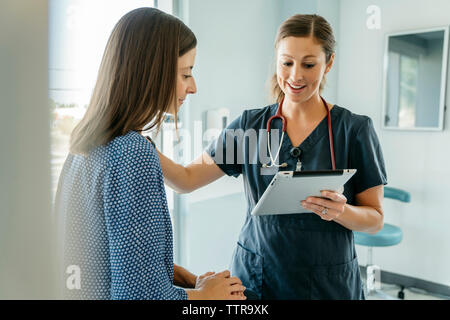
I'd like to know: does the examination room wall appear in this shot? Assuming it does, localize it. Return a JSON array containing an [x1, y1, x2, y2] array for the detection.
[[337, 0, 450, 286]]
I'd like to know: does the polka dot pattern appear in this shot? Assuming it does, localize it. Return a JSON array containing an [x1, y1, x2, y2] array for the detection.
[[54, 131, 187, 300]]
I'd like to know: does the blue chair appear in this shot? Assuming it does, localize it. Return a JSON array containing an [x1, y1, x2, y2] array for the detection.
[[354, 186, 411, 299]]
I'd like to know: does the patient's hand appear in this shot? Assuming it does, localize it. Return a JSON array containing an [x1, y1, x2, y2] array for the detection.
[[191, 270, 246, 300], [231, 291, 246, 298]]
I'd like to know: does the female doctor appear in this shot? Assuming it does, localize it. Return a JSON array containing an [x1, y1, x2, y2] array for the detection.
[[157, 14, 387, 300]]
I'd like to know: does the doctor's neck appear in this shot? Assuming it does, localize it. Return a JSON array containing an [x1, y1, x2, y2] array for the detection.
[[282, 94, 328, 122]]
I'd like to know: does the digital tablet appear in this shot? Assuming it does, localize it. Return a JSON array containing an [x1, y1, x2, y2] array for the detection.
[[251, 169, 356, 216]]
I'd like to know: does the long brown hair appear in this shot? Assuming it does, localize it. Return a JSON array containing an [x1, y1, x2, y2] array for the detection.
[[70, 7, 196, 155], [270, 14, 336, 103]]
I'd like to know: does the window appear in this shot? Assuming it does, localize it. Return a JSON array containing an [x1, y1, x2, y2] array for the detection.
[[49, 0, 174, 199]]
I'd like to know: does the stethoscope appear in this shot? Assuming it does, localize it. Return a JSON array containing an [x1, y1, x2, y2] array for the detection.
[[262, 96, 336, 171]]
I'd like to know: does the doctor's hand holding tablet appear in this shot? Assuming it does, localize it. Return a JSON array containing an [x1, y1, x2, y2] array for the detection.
[[302, 189, 349, 222]]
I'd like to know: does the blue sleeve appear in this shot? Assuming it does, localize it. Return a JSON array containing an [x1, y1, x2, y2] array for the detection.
[[205, 111, 247, 177], [350, 117, 388, 194], [104, 143, 187, 300]]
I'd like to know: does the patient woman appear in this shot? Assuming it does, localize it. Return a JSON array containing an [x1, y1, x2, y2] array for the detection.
[[54, 7, 246, 300]]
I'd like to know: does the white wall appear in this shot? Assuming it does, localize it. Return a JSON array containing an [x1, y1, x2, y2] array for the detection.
[[338, 0, 450, 286], [317, 0, 341, 105], [0, 0, 58, 298], [278, 0, 317, 23]]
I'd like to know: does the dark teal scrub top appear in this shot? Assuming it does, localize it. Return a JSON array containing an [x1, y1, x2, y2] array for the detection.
[[206, 103, 387, 300]]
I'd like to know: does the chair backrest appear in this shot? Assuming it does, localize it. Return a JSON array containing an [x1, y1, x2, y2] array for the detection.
[[384, 186, 411, 203]]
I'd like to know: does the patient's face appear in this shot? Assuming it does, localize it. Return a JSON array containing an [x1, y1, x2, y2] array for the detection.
[[168, 48, 197, 115], [276, 36, 333, 104]]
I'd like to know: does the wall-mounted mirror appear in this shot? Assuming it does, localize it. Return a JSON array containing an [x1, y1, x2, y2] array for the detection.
[[382, 27, 449, 131]]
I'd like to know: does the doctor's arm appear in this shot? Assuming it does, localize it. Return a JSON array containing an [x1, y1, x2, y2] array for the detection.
[[302, 185, 384, 234], [173, 265, 217, 289], [157, 150, 225, 194], [173, 264, 198, 288]]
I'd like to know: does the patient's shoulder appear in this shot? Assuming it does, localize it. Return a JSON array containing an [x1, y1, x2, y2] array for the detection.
[[105, 131, 160, 173]]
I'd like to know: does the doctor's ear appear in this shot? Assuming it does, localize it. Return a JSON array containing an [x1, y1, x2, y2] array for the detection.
[[325, 53, 335, 74]]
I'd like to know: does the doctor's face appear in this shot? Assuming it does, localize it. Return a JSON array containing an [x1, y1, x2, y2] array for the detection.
[[169, 48, 197, 115], [276, 36, 334, 104]]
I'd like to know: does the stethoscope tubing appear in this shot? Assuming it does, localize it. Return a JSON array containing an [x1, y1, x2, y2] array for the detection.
[[265, 96, 336, 170]]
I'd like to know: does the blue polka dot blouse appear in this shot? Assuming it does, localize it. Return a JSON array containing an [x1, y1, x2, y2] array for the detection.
[[54, 131, 187, 300]]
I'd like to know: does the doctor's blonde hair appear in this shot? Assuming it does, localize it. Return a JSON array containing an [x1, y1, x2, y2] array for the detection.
[[70, 8, 196, 155], [270, 14, 336, 103]]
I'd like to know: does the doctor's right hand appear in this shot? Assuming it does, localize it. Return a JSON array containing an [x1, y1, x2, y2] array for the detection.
[[187, 270, 247, 300]]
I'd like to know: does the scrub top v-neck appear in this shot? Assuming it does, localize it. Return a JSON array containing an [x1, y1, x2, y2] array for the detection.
[[206, 102, 387, 300]]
